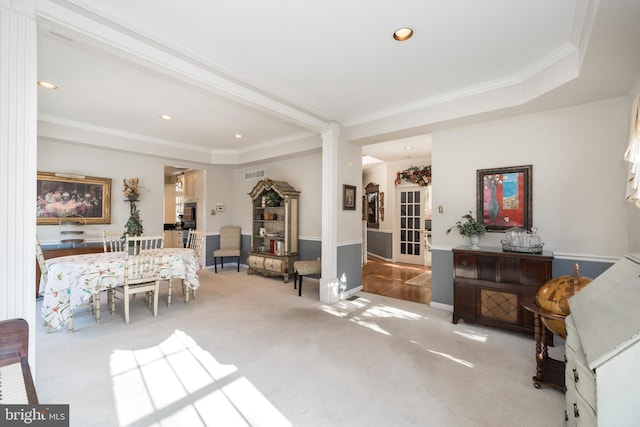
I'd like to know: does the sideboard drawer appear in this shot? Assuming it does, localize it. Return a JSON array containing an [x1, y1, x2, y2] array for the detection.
[[454, 253, 477, 278]]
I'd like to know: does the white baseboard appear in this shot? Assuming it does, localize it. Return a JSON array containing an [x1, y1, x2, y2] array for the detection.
[[430, 301, 453, 312]]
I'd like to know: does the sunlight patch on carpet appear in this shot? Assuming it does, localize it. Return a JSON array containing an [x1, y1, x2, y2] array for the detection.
[[110, 330, 291, 427]]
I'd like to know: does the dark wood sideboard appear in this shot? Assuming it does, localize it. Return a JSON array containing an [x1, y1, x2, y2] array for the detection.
[[452, 246, 554, 334], [35, 245, 104, 297]]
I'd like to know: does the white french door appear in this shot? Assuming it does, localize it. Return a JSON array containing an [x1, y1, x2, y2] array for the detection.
[[394, 185, 426, 265]]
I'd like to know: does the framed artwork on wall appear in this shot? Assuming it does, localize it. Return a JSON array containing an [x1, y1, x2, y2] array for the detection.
[[343, 184, 356, 210], [476, 165, 532, 232], [36, 172, 112, 224]]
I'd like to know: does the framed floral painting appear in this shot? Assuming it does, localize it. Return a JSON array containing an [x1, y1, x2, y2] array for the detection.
[[476, 165, 531, 232], [37, 172, 112, 224]]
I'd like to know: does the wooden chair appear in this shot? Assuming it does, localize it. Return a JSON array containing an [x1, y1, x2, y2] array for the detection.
[[213, 226, 241, 273], [113, 235, 163, 324], [127, 234, 164, 253], [168, 229, 205, 306], [103, 230, 126, 252], [186, 229, 205, 264], [0, 319, 38, 403]]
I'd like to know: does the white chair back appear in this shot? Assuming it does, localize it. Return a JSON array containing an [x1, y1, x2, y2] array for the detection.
[[103, 230, 126, 252], [125, 235, 164, 255], [36, 236, 48, 284], [186, 229, 205, 256]]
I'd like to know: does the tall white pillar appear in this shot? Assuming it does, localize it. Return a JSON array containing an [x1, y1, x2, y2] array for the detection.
[[319, 123, 340, 303], [0, 0, 38, 361]]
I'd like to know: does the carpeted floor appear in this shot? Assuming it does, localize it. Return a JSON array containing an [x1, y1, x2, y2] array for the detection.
[[35, 266, 565, 427]]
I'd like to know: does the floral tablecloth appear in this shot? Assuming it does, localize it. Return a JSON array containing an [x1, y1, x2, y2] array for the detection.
[[41, 248, 200, 329]]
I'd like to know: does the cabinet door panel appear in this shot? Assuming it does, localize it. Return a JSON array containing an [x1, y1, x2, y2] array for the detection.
[[479, 288, 518, 324], [497, 257, 521, 284], [522, 259, 552, 286], [453, 281, 476, 317], [475, 255, 497, 282]]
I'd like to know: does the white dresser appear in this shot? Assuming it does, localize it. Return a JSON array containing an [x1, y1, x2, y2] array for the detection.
[[565, 254, 640, 425]]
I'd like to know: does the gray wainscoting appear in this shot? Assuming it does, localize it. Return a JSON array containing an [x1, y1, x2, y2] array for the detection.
[[367, 229, 392, 259], [431, 249, 454, 305], [338, 243, 363, 291], [298, 239, 321, 261], [205, 234, 322, 268]]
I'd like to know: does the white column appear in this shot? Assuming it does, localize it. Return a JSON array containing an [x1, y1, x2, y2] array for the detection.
[[0, 0, 38, 361], [319, 123, 340, 303]]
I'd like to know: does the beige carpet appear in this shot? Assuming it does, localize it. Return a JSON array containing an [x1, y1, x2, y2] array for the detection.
[[404, 271, 432, 286], [34, 266, 565, 427]]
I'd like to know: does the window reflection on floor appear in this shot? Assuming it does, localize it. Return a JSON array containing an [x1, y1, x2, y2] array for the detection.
[[110, 330, 291, 427]]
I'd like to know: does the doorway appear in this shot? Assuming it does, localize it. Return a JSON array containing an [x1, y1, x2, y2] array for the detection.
[[393, 184, 431, 266]]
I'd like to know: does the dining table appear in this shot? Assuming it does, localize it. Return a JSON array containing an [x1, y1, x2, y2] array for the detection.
[[40, 247, 200, 330]]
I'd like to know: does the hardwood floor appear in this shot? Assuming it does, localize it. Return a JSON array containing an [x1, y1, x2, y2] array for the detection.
[[362, 256, 431, 305]]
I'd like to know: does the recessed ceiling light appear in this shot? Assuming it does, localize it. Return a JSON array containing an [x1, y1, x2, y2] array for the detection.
[[234, 134, 243, 139], [37, 81, 58, 90], [404, 145, 414, 150], [393, 27, 414, 41], [159, 114, 173, 120]]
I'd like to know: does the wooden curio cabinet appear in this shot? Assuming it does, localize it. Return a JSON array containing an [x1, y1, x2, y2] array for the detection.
[[247, 178, 300, 282]]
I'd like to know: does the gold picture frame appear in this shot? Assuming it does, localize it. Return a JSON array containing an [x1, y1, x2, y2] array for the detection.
[[37, 172, 112, 224]]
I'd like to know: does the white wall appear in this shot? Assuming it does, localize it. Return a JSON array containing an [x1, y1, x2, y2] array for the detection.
[[37, 140, 238, 243], [432, 97, 630, 258], [37, 140, 167, 244], [337, 140, 363, 244], [232, 152, 322, 239]]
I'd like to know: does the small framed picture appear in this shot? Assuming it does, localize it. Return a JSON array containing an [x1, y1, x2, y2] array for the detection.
[[343, 184, 356, 210]]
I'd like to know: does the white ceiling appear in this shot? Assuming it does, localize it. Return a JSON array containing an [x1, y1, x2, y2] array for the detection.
[[35, 0, 640, 166]]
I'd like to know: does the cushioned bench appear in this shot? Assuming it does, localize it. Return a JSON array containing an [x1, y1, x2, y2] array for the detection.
[[293, 258, 321, 297]]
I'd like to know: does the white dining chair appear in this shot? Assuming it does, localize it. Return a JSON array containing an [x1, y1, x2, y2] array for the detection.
[[103, 230, 126, 252], [168, 229, 204, 306], [113, 235, 163, 324]]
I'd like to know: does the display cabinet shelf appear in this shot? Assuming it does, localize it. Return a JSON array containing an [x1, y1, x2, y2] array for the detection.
[[247, 178, 300, 282]]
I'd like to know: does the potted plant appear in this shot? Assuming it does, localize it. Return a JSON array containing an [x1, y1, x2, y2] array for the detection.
[[264, 190, 281, 207], [446, 211, 486, 248]]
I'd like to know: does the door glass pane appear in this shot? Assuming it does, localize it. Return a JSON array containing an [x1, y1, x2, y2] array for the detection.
[[398, 188, 425, 262]]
